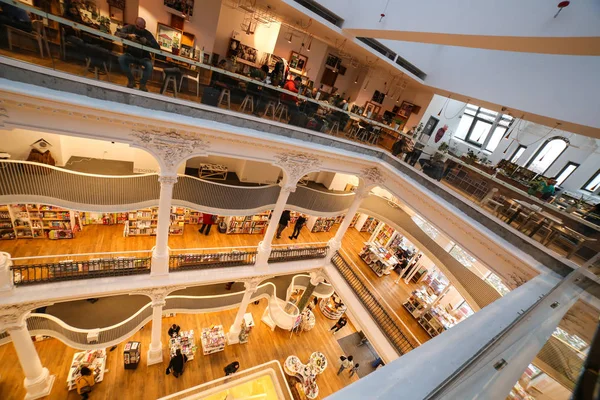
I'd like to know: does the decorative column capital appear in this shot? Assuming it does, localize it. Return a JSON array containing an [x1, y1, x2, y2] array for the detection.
[[132, 285, 185, 306], [0, 302, 50, 331], [158, 175, 178, 185], [243, 276, 268, 292], [280, 183, 297, 194], [360, 166, 385, 189], [131, 129, 211, 175], [310, 269, 328, 286], [353, 185, 372, 200], [274, 152, 322, 186]]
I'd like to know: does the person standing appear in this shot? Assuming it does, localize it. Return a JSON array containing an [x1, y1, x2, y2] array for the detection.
[[224, 361, 240, 376], [289, 214, 306, 240], [116, 17, 160, 92], [337, 355, 353, 375], [349, 363, 360, 377], [76, 366, 95, 399], [167, 349, 188, 378], [276, 210, 291, 239], [198, 213, 216, 236], [330, 316, 347, 334], [168, 323, 180, 337]]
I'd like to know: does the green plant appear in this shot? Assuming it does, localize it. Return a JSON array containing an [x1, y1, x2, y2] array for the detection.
[[438, 142, 449, 152], [96, 16, 110, 33], [172, 36, 180, 49], [466, 149, 479, 161]]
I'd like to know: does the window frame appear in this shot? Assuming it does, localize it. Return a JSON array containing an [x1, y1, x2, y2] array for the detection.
[[509, 145, 527, 163], [582, 168, 600, 193], [554, 162, 579, 186], [458, 106, 513, 151], [525, 136, 569, 175]]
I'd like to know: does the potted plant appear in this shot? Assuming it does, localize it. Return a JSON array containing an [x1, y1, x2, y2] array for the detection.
[[96, 16, 111, 33], [438, 142, 449, 153], [465, 149, 479, 165], [171, 36, 180, 55]]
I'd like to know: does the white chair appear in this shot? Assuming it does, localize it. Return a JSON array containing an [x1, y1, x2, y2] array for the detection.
[[239, 94, 254, 113], [275, 103, 289, 122], [179, 70, 200, 97], [263, 100, 278, 119], [218, 88, 231, 109]]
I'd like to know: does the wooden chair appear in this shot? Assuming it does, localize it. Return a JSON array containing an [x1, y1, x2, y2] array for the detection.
[[544, 225, 597, 259], [6, 20, 52, 61]]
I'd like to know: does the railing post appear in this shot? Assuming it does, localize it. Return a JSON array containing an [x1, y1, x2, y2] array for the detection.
[[152, 175, 177, 277], [0, 308, 55, 399], [327, 271, 584, 400], [327, 186, 369, 259], [256, 184, 295, 270], [227, 277, 262, 345], [0, 252, 14, 294]]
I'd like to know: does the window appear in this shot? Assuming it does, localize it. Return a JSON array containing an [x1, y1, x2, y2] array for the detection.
[[526, 137, 569, 175], [510, 145, 527, 163], [412, 215, 439, 240], [583, 168, 600, 192], [454, 105, 513, 151], [554, 162, 579, 186], [485, 273, 510, 296]]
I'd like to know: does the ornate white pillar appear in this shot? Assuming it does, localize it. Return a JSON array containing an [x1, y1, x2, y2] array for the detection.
[[145, 288, 170, 366], [326, 271, 584, 400], [327, 186, 370, 259], [256, 152, 323, 270], [0, 251, 14, 294], [256, 184, 295, 269], [227, 278, 262, 345], [152, 175, 177, 276], [1, 306, 55, 399]]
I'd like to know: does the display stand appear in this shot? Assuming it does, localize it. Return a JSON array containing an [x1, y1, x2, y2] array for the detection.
[[283, 352, 327, 400], [199, 163, 228, 180], [359, 243, 398, 277], [238, 313, 254, 344], [67, 349, 106, 391], [169, 330, 196, 360], [123, 341, 141, 370], [319, 296, 346, 320], [201, 325, 226, 355]]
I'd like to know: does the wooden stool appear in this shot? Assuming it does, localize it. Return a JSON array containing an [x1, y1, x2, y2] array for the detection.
[[263, 101, 277, 119], [218, 88, 231, 109], [276, 104, 289, 122], [239, 94, 254, 113], [160, 68, 182, 97]]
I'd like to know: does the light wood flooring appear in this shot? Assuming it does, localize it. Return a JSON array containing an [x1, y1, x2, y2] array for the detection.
[[0, 300, 360, 399]]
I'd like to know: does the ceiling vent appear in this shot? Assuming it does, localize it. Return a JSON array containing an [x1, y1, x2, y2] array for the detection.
[[357, 37, 427, 80], [292, 0, 344, 27]]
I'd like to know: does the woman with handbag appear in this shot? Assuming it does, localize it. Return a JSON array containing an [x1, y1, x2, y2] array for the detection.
[[76, 366, 95, 399]]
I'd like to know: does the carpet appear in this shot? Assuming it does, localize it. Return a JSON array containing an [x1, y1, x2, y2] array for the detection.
[[337, 332, 379, 378]]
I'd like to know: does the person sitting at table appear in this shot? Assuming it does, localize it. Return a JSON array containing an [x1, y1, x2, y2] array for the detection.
[[0, 2, 32, 33], [270, 60, 285, 87], [280, 76, 302, 121], [116, 17, 160, 92], [249, 64, 270, 116]]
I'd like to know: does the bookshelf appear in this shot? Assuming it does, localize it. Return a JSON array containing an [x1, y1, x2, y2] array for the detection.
[[374, 225, 395, 246], [0, 205, 14, 240], [123, 341, 141, 370], [306, 216, 337, 233], [354, 214, 380, 233], [1, 203, 80, 240], [80, 212, 127, 225], [201, 325, 226, 355], [124, 208, 158, 236], [226, 211, 271, 234], [348, 213, 360, 228]]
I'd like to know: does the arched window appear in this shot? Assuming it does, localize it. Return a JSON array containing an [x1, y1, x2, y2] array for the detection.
[[526, 137, 569, 175]]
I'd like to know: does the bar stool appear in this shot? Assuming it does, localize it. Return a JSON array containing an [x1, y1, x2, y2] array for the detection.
[[328, 120, 340, 136], [218, 88, 231, 109], [239, 94, 254, 113], [263, 100, 278, 119], [276, 103, 289, 122], [160, 67, 182, 98], [370, 128, 381, 144]]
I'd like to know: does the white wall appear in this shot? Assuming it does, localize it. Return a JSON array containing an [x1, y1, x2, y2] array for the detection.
[[417, 94, 600, 193], [138, 0, 222, 53], [0, 129, 64, 165], [327, 173, 359, 191], [238, 160, 280, 184], [273, 31, 328, 83], [213, 3, 281, 62], [438, 285, 463, 310]]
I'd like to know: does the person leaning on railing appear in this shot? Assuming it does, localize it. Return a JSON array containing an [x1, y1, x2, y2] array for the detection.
[[115, 17, 160, 92]]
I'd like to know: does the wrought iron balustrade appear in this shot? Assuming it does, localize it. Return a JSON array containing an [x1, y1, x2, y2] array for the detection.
[[268, 245, 329, 263], [169, 250, 257, 271]]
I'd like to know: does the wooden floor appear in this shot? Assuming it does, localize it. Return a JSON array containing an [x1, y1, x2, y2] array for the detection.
[[0, 300, 361, 399]]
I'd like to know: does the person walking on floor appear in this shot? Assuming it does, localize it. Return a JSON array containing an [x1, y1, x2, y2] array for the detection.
[[289, 214, 306, 240], [337, 355, 353, 375], [349, 363, 360, 377], [76, 366, 95, 399], [224, 361, 240, 376], [198, 213, 216, 236], [276, 210, 291, 239], [330, 316, 347, 333], [167, 349, 188, 378]]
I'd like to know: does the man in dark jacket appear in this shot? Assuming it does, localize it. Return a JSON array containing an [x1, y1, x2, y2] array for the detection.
[[289, 214, 306, 240], [168, 349, 187, 378], [116, 17, 160, 91], [276, 210, 291, 239]]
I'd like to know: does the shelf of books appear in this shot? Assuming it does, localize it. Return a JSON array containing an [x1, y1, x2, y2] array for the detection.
[[226, 211, 271, 234], [0, 203, 79, 240], [170, 330, 197, 360], [374, 225, 395, 246], [67, 349, 106, 391], [201, 325, 226, 355], [124, 208, 158, 236], [311, 217, 337, 233], [355, 214, 380, 233], [0, 205, 14, 240], [80, 212, 127, 226], [348, 213, 360, 228], [123, 341, 141, 370]]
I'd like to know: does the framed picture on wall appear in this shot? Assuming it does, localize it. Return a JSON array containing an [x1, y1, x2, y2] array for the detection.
[[156, 23, 182, 52], [371, 90, 385, 105], [109, 5, 123, 23], [164, 0, 194, 17], [398, 101, 415, 118], [325, 53, 341, 69], [289, 51, 308, 72], [363, 102, 381, 118], [421, 116, 440, 142]]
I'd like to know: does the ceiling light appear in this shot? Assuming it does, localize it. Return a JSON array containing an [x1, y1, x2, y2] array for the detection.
[[287, 32, 292, 43], [307, 36, 312, 51]]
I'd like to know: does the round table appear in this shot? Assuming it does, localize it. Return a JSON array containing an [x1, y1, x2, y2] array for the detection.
[[284, 352, 327, 399]]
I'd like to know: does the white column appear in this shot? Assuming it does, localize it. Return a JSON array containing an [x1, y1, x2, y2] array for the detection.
[[6, 314, 55, 399], [147, 296, 166, 366], [151, 175, 177, 276], [327, 187, 369, 259], [404, 261, 422, 284], [255, 184, 294, 269], [0, 251, 14, 294], [326, 271, 583, 400], [227, 279, 261, 345]]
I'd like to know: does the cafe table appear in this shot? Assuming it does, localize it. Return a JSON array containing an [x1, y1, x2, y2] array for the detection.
[[505, 199, 540, 225], [528, 211, 563, 240]]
